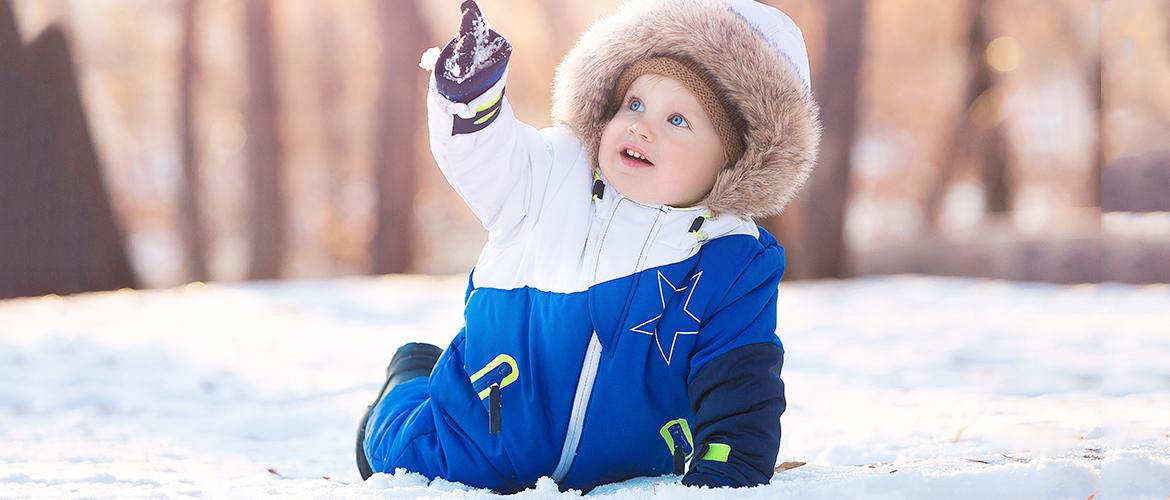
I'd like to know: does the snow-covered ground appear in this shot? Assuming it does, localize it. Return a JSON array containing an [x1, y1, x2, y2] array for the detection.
[[1, 275, 1168, 499]]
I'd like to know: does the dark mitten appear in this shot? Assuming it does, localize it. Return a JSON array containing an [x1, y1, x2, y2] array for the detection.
[[434, 0, 513, 104]]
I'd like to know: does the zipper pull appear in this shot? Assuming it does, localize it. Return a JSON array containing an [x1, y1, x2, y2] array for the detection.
[[672, 444, 685, 475], [489, 383, 501, 434], [687, 216, 705, 233], [592, 169, 605, 201], [688, 215, 710, 241]]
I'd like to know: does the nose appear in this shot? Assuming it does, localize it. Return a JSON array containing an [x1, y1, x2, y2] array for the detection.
[[627, 118, 654, 142]]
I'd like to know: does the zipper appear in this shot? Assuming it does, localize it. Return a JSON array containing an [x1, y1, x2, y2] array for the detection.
[[660, 418, 694, 475], [468, 354, 518, 434], [591, 197, 625, 282], [551, 332, 602, 482], [590, 196, 664, 359], [668, 421, 693, 475], [673, 444, 685, 475], [667, 422, 693, 458], [470, 362, 512, 395], [550, 182, 663, 480], [473, 365, 508, 434], [489, 383, 501, 434]]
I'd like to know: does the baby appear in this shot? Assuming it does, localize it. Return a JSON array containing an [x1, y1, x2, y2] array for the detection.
[[356, 0, 820, 493]]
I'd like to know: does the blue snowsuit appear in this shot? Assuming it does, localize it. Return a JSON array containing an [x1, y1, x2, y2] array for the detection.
[[359, 54, 788, 492]]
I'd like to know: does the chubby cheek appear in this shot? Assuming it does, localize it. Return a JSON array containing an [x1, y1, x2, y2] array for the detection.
[[666, 141, 724, 204], [686, 136, 725, 179]]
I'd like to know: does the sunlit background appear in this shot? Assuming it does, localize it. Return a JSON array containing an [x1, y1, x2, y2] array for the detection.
[[3, 2, 1170, 497], [2, 0, 1167, 298]]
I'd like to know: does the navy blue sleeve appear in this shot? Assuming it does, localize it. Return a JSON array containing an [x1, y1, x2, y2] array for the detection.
[[682, 343, 786, 488], [681, 238, 787, 488]]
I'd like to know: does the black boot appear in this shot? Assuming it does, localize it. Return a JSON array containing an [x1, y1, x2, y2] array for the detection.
[[355, 342, 443, 480]]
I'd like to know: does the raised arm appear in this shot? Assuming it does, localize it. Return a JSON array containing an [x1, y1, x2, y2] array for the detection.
[[421, 0, 556, 242]]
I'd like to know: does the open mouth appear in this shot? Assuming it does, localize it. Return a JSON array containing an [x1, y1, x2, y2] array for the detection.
[[620, 147, 654, 166]]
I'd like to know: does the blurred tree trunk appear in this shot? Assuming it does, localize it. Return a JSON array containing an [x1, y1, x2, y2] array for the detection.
[[758, 178, 808, 279], [759, 199, 809, 279], [244, 0, 284, 280], [971, 1, 1011, 214], [980, 104, 1011, 213], [1089, 57, 1102, 208], [370, 0, 429, 274], [799, 0, 866, 279], [178, 0, 209, 282], [313, 3, 350, 273], [1088, 5, 1103, 208], [1, 3, 137, 299], [924, 0, 1011, 231], [1, 2, 21, 87], [756, 0, 810, 279]]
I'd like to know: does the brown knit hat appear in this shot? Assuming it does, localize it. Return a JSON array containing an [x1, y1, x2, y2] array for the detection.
[[612, 57, 745, 166]]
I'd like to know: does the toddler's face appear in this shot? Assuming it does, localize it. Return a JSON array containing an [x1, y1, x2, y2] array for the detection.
[[598, 75, 725, 208]]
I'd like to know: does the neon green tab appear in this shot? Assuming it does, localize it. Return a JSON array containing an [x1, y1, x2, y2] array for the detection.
[[469, 354, 519, 399], [593, 170, 602, 181], [658, 419, 694, 460], [473, 108, 500, 125], [475, 91, 503, 113], [701, 443, 731, 463]]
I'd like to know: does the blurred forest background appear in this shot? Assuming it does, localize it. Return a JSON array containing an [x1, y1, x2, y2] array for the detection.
[[2, 0, 1168, 300]]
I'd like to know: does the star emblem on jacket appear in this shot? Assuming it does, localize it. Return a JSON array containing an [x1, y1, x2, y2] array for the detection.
[[629, 271, 703, 365]]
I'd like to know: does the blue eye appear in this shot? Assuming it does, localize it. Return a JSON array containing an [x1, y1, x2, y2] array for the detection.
[[669, 114, 688, 128], [628, 98, 644, 112]]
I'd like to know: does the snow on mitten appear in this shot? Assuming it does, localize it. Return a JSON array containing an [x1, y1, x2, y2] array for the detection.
[[433, 0, 512, 104]]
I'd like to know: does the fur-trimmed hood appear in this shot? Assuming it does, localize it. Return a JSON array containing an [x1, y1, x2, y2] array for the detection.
[[552, 0, 821, 219]]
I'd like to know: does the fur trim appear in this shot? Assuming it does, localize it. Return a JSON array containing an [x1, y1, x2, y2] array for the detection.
[[552, 0, 821, 218]]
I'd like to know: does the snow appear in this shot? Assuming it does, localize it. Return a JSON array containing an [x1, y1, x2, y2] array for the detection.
[[442, 13, 507, 84], [2, 276, 1168, 498]]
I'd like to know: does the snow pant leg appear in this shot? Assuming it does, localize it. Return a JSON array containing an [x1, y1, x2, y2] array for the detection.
[[361, 376, 437, 476], [361, 375, 500, 485], [358, 339, 526, 493]]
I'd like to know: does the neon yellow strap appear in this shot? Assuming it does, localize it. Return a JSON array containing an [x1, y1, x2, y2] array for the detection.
[[473, 108, 500, 125], [469, 354, 519, 399], [476, 91, 503, 113], [701, 443, 731, 463]]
